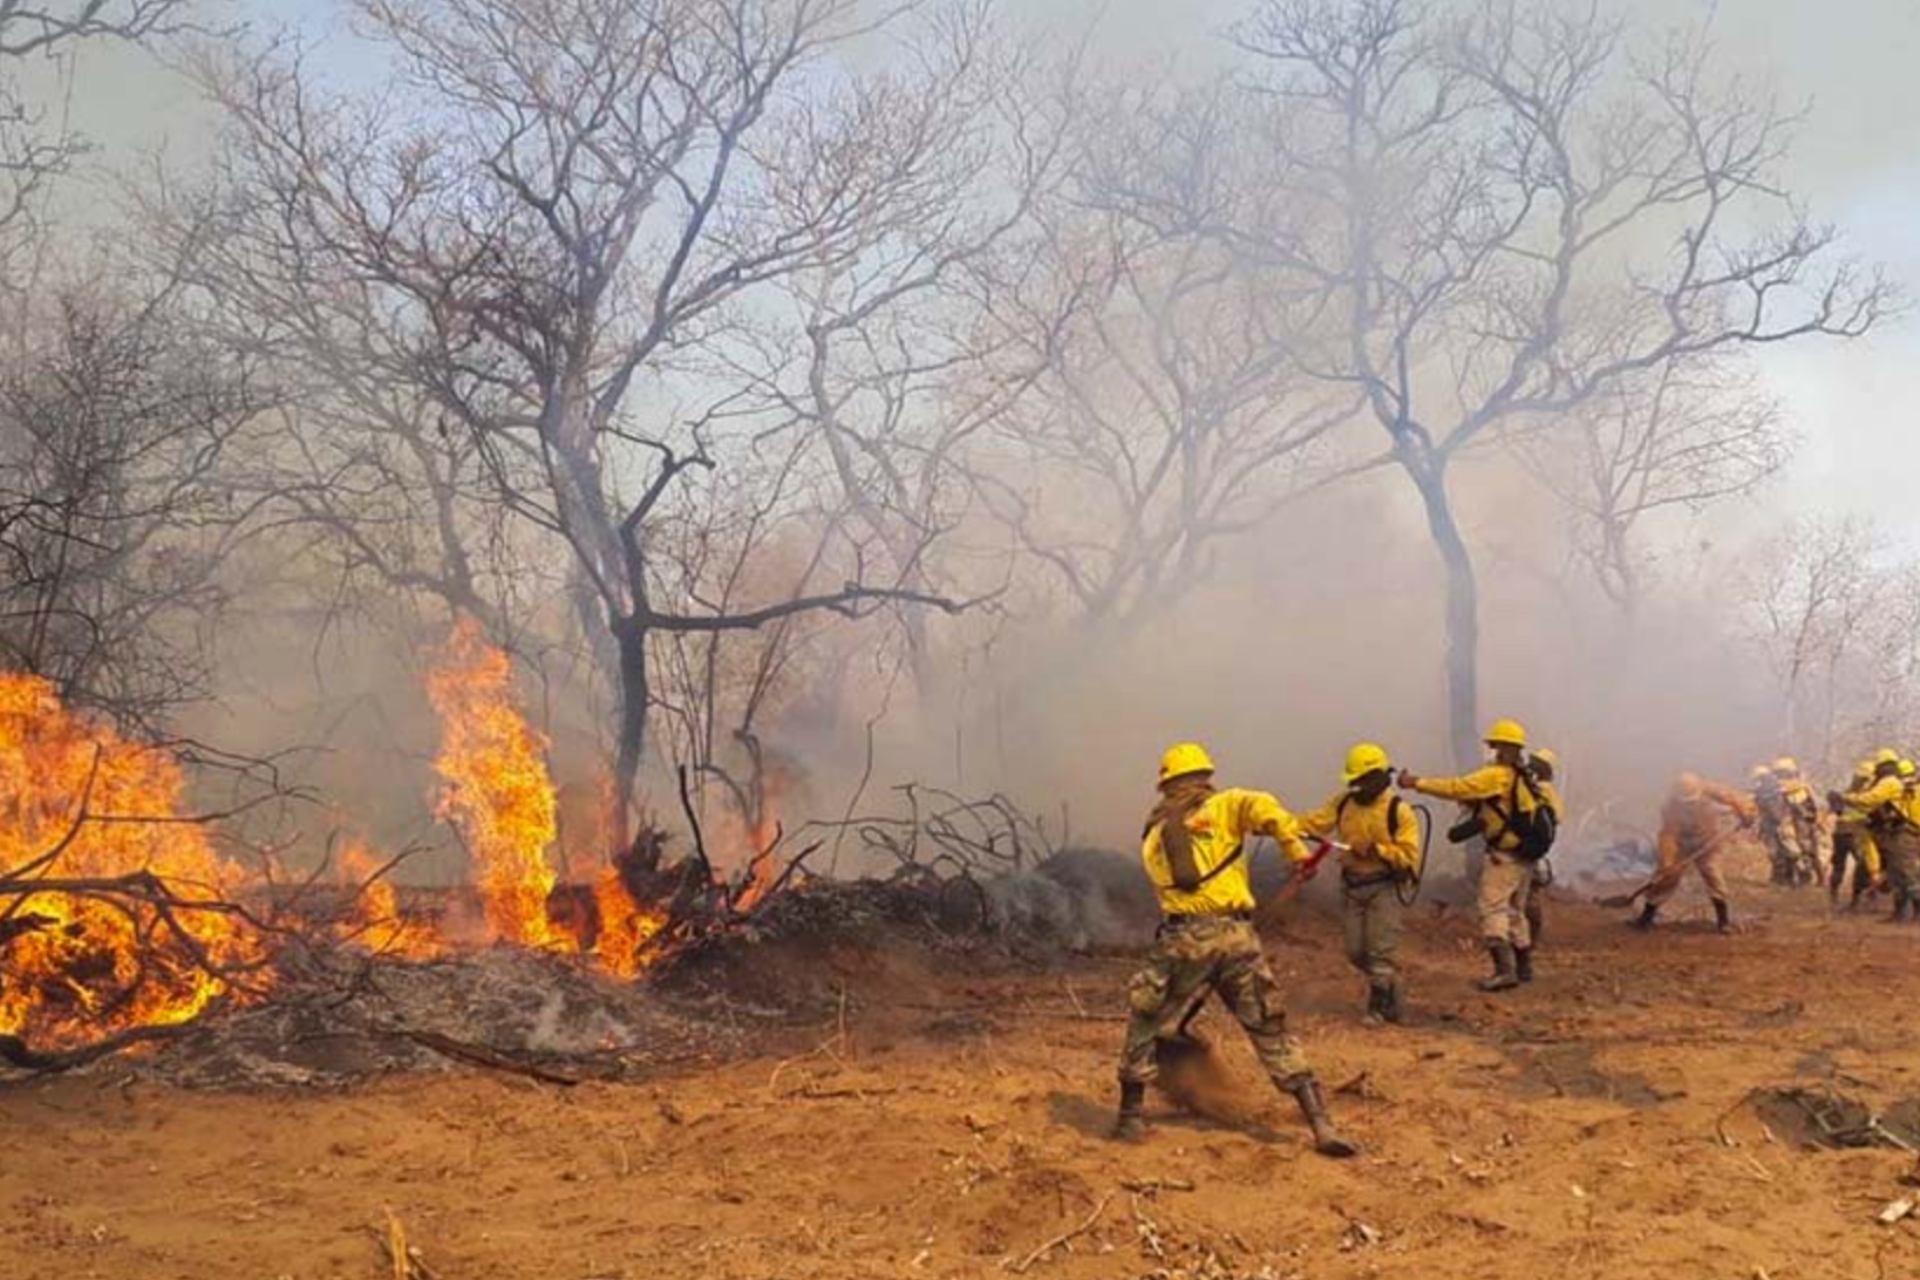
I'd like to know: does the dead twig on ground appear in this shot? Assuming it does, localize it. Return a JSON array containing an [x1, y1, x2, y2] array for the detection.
[[372, 1208, 441, 1280], [1007, 1190, 1114, 1274], [0, 1022, 201, 1075], [398, 1029, 580, 1087]]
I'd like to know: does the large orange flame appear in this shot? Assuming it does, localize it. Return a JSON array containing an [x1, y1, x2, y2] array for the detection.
[[0, 673, 261, 1047], [426, 618, 567, 952], [2, 622, 704, 1050], [423, 619, 669, 975]]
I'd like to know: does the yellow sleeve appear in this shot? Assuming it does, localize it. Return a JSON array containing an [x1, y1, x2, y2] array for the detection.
[[1845, 777, 1905, 812], [1223, 788, 1314, 865], [1296, 792, 1344, 839], [1378, 798, 1421, 872], [1413, 764, 1510, 804]]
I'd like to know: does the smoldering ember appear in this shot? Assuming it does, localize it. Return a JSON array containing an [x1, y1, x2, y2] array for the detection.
[[4, 1, 1920, 1278]]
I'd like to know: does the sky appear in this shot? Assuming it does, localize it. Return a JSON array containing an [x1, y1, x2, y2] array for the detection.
[[46, 0, 1920, 537]]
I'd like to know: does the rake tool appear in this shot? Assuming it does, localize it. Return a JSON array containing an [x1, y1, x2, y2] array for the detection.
[[1595, 826, 1742, 909]]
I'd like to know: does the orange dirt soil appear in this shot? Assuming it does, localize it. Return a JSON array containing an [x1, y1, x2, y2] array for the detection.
[[6, 878, 1920, 1280]]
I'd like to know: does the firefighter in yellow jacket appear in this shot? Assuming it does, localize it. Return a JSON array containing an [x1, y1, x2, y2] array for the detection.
[[1398, 718, 1547, 992], [1774, 758, 1824, 886], [1114, 743, 1357, 1157], [1299, 743, 1422, 1025], [1836, 751, 1905, 899], [1875, 760, 1920, 922], [1827, 759, 1884, 909]]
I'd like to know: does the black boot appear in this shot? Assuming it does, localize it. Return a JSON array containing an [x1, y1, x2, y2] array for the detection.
[[1363, 984, 1387, 1025], [1478, 941, 1520, 992], [1513, 947, 1535, 984], [1712, 898, 1731, 934], [1379, 980, 1404, 1025], [1632, 902, 1658, 930], [1113, 1080, 1146, 1142], [1283, 1074, 1358, 1158]]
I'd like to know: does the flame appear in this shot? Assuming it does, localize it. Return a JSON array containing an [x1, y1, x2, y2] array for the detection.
[[426, 618, 566, 952], [424, 619, 669, 975], [0, 673, 261, 1047], [334, 841, 442, 960], [717, 772, 789, 915], [590, 865, 667, 979], [2, 621, 699, 1050]]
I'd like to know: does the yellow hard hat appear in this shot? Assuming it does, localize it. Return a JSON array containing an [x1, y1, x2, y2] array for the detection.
[[1771, 756, 1799, 776], [1749, 764, 1772, 780], [1531, 747, 1559, 775], [1875, 748, 1901, 767], [1342, 741, 1391, 783], [1901, 760, 1918, 781], [1675, 771, 1705, 799], [1484, 718, 1528, 748], [1158, 742, 1215, 784]]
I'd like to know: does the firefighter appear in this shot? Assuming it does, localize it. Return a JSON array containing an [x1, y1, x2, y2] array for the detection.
[[1299, 742, 1421, 1025], [1773, 758, 1824, 886], [1835, 750, 1905, 893], [1523, 748, 1564, 946], [1828, 759, 1883, 909], [1113, 743, 1357, 1157], [1878, 760, 1920, 923], [1398, 718, 1551, 993], [1636, 772, 1755, 932], [1751, 763, 1794, 886]]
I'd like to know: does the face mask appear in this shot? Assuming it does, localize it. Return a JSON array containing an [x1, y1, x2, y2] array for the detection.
[[1351, 774, 1391, 804]]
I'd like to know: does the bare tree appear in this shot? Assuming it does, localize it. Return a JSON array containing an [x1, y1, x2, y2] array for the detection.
[[1223, 0, 1890, 763], [0, 280, 264, 730], [1513, 355, 1788, 612], [0, 2, 187, 54], [0, 2, 196, 292], [1741, 516, 1883, 763], [186, 0, 1018, 841], [0, 1, 252, 733], [980, 82, 1367, 630]]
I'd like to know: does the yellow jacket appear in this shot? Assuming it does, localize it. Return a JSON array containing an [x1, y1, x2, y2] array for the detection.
[[1409, 763, 1536, 853], [1832, 773, 1881, 876], [1299, 789, 1420, 876], [1845, 775, 1906, 816], [1141, 788, 1311, 915]]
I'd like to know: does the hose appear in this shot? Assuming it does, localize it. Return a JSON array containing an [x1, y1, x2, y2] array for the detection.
[[1398, 802, 1433, 906]]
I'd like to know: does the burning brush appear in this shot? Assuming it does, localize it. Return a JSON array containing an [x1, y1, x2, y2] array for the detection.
[[0, 619, 796, 1069]]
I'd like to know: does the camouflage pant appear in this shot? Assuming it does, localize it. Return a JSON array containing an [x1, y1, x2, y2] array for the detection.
[[1885, 831, 1920, 900], [1341, 877, 1402, 984], [1117, 916, 1308, 1086]]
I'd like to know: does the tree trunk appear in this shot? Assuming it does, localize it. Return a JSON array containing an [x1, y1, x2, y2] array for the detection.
[[1405, 454, 1481, 771], [612, 617, 650, 853]]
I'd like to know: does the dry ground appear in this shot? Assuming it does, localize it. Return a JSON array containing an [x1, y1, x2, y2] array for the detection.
[[6, 877, 1920, 1280]]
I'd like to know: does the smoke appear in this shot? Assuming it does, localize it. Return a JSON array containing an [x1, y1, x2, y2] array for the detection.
[[16, 0, 1917, 896]]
